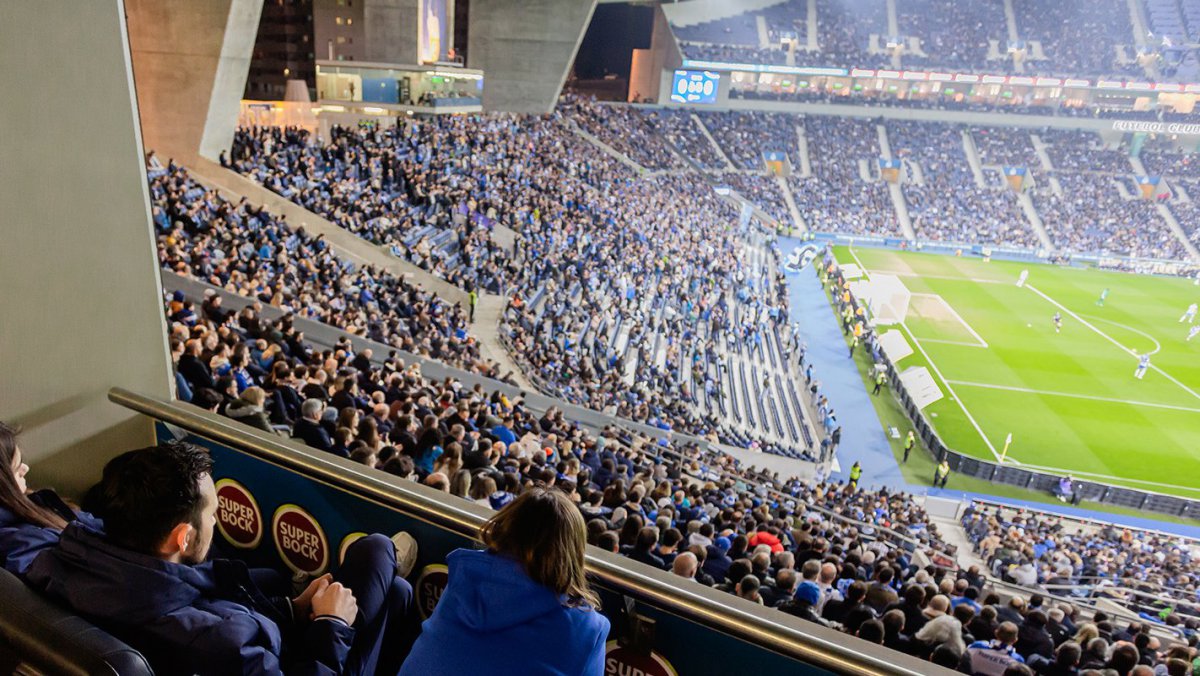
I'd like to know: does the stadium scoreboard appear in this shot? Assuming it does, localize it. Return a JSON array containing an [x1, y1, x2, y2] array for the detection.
[[671, 70, 720, 104]]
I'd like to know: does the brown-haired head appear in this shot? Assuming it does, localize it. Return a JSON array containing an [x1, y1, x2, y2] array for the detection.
[[0, 421, 68, 530], [481, 486, 599, 609]]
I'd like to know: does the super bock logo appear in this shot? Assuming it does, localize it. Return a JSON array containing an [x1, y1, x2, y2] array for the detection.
[[415, 564, 449, 619], [271, 504, 329, 576], [214, 479, 262, 549]]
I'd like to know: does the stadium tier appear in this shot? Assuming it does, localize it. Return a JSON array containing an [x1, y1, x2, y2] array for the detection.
[[666, 0, 1200, 83], [8, 3, 1200, 675]]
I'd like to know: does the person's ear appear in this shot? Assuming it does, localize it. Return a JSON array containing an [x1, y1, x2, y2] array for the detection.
[[161, 521, 194, 557]]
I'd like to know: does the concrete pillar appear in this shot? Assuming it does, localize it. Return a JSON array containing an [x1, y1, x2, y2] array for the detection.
[[125, 0, 263, 164], [629, 6, 683, 103], [469, 0, 598, 113], [0, 0, 174, 495]]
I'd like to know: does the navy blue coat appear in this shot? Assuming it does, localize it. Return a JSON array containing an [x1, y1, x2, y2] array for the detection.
[[0, 489, 92, 579], [399, 549, 609, 675], [27, 521, 353, 675]]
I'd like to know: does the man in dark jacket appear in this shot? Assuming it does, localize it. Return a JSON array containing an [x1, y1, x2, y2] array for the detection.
[[178, 340, 216, 391], [293, 399, 334, 452], [1027, 640, 1081, 676], [28, 443, 416, 675], [1016, 610, 1055, 661], [884, 583, 928, 636], [702, 536, 734, 582]]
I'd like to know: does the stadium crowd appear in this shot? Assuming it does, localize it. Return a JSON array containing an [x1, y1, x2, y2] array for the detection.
[[148, 155, 500, 379], [1035, 172, 1189, 259], [890, 120, 1041, 248], [962, 502, 1200, 625], [227, 122, 511, 294]]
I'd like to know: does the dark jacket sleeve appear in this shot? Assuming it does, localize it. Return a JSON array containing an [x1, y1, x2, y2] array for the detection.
[[150, 610, 353, 676], [289, 619, 356, 676], [0, 524, 60, 578]]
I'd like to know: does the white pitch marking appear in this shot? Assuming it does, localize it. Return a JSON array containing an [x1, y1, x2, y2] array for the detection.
[[945, 379, 1200, 414], [911, 292, 989, 347], [918, 338, 991, 348], [859, 268, 1010, 285], [847, 247, 1001, 460], [1026, 284, 1200, 403]]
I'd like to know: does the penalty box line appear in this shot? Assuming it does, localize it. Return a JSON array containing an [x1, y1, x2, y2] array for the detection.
[[847, 247, 1002, 461], [910, 293, 989, 348], [1025, 284, 1200, 404]]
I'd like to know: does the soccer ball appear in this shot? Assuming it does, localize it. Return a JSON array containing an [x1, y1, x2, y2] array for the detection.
[[1026, 323, 1032, 328]]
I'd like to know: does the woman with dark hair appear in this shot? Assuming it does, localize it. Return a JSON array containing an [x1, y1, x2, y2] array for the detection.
[[0, 421, 91, 578], [399, 487, 609, 675]]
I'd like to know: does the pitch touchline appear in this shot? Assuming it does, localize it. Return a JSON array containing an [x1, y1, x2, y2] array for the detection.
[[945, 380, 1200, 414], [1007, 462, 1200, 495], [847, 248, 1001, 460], [1025, 284, 1200, 403], [861, 268, 1009, 285]]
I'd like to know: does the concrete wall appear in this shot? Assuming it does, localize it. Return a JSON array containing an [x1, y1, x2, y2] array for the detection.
[[126, 0, 263, 164], [364, 0, 419, 64], [468, 0, 598, 112], [0, 0, 174, 495]]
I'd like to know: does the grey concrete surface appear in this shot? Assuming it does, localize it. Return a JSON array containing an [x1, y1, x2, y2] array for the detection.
[[468, 0, 597, 112], [1, 0, 173, 496]]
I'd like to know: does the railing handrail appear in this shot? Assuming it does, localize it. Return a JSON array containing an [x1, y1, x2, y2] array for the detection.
[[108, 387, 951, 676]]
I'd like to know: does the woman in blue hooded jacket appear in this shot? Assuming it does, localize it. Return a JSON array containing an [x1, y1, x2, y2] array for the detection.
[[400, 487, 610, 675], [0, 421, 95, 578]]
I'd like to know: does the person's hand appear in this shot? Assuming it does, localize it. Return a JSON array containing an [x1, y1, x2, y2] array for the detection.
[[292, 573, 332, 621], [311, 579, 358, 626]]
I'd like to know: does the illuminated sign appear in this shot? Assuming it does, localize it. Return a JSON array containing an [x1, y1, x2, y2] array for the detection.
[[670, 70, 720, 104]]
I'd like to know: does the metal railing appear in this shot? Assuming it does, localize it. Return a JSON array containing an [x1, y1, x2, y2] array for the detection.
[[109, 387, 948, 676]]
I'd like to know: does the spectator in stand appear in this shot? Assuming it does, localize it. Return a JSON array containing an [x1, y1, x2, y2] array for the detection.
[[294, 398, 335, 453], [1016, 610, 1056, 662], [29, 442, 418, 675], [401, 488, 609, 675], [0, 421, 99, 579], [966, 621, 1027, 675]]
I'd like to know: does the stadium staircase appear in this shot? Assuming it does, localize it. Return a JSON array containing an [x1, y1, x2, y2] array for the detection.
[[564, 118, 649, 175], [692, 113, 737, 171], [793, 122, 812, 178], [182, 158, 534, 390], [877, 124, 917, 240], [960, 131, 989, 189], [776, 174, 809, 232], [1155, 203, 1200, 259], [1017, 192, 1055, 250], [804, 0, 819, 50], [1001, 0, 1023, 72]]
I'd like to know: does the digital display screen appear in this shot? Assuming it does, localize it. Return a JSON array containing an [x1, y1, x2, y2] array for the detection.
[[670, 70, 720, 104]]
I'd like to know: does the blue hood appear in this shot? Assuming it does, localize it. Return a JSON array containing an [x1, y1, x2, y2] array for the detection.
[[440, 549, 568, 632], [400, 548, 609, 676]]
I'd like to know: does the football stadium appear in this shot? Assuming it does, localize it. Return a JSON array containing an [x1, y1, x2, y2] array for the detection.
[[2, 0, 1200, 674]]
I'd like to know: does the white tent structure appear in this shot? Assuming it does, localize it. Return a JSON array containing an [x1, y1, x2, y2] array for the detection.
[[848, 273, 911, 325]]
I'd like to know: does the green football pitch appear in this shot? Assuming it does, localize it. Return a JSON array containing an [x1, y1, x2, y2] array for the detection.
[[834, 246, 1200, 499]]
